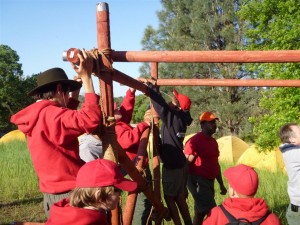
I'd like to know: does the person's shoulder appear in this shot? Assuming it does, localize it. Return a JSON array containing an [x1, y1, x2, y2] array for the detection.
[[264, 212, 282, 224]]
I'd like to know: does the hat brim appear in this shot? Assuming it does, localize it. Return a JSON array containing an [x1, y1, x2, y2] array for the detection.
[[28, 80, 82, 96], [114, 178, 137, 192]]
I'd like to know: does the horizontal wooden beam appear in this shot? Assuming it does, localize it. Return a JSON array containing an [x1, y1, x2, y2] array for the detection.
[[112, 50, 300, 63], [156, 78, 300, 87]]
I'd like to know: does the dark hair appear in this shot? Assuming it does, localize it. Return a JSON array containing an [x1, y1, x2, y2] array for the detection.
[[279, 123, 298, 143], [32, 83, 70, 100]]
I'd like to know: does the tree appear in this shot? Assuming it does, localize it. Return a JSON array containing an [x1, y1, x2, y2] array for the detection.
[[0, 45, 36, 133], [140, 0, 261, 140], [238, 0, 300, 150]]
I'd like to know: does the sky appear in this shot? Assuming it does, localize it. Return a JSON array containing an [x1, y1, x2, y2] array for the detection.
[[0, 0, 161, 97]]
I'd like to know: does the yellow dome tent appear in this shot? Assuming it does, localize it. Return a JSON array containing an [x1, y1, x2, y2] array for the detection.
[[0, 130, 26, 144], [183, 133, 196, 146], [237, 144, 285, 173], [217, 136, 249, 163]]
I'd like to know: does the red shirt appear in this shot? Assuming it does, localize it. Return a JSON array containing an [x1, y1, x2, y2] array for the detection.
[[10, 94, 101, 193], [184, 132, 220, 179], [46, 198, 109, 225], [203, 198, 282, 225]]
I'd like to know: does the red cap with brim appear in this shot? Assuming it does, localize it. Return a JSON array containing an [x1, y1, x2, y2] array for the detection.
[[173, 89, 191, 110], [224, 164, 258, 196], [76, 159, 137, 192]]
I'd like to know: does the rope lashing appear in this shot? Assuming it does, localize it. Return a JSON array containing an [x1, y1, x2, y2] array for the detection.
[[89, 48, 114, 75]]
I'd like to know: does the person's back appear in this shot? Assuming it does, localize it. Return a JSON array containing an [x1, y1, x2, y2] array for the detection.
[[148, 85, 193, 169], [203, 164, 281, 225], [146, 82, 193, 225], [79, 133, 103, 162]]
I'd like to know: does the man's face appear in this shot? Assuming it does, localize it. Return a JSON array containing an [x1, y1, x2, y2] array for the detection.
[[290, 125, 300, 146], [202, 120, 217, 136]]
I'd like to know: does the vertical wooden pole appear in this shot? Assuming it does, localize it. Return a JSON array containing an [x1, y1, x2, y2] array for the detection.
[[96, 3, 119, 225], [96, 2, 114, 119], [150, 62, 164, 225], [96, 3, 169, 222]]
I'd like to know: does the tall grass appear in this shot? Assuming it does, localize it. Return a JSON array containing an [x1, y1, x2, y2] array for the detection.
[[0, 141, 40, 202], [0, 141, 45, 224], [0, 141, 289, 224]]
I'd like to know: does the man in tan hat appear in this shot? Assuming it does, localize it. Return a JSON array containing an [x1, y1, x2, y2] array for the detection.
[[10, 49, 101, 217], [184, 112, 227, 225]]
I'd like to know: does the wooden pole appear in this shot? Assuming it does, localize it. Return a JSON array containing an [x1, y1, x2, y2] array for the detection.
[[96, 2, 169, 222], [122, 127, 150, 225], [112, 50, 300, 63], [150, 62, 164, 225], [96, 3, 120, 225], [155, 78, 300, 87]]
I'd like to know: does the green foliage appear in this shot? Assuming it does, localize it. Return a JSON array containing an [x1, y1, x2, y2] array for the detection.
[[0, 45, 36, 133], [132, 94, 152, 123], [140, 0, 261, 140], [238, 0, 300, 149]]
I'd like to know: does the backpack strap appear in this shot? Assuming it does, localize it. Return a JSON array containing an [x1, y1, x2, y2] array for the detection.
[[252, 211, 271, 225], [219, 204, 271, 225], [219, 204, 239, 223]]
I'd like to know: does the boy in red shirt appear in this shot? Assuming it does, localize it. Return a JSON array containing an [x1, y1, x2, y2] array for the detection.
[[203, 164, 282, 225]]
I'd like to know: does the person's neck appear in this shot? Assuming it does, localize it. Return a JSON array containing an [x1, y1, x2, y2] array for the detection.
[[202, 130, 212, 137]]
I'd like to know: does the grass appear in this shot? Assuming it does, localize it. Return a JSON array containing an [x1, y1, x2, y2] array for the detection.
[[0, 140, 289, 224]]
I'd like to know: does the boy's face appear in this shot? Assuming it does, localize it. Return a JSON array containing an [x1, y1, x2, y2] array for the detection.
[[290, 125, 300, 146]]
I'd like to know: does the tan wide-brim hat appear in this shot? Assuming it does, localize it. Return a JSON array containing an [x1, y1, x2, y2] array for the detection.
[[28, 67, 82, 96]]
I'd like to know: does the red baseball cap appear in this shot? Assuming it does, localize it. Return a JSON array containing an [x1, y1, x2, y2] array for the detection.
[[76, 159, 137, 192], [199, 111, 219, 122], [224, 164, 259, 196], [173, 89, 191, 111]]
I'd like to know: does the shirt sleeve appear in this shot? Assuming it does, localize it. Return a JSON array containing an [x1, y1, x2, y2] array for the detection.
[[119, 89, 135, 124], [115, 122, 149, 150]]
